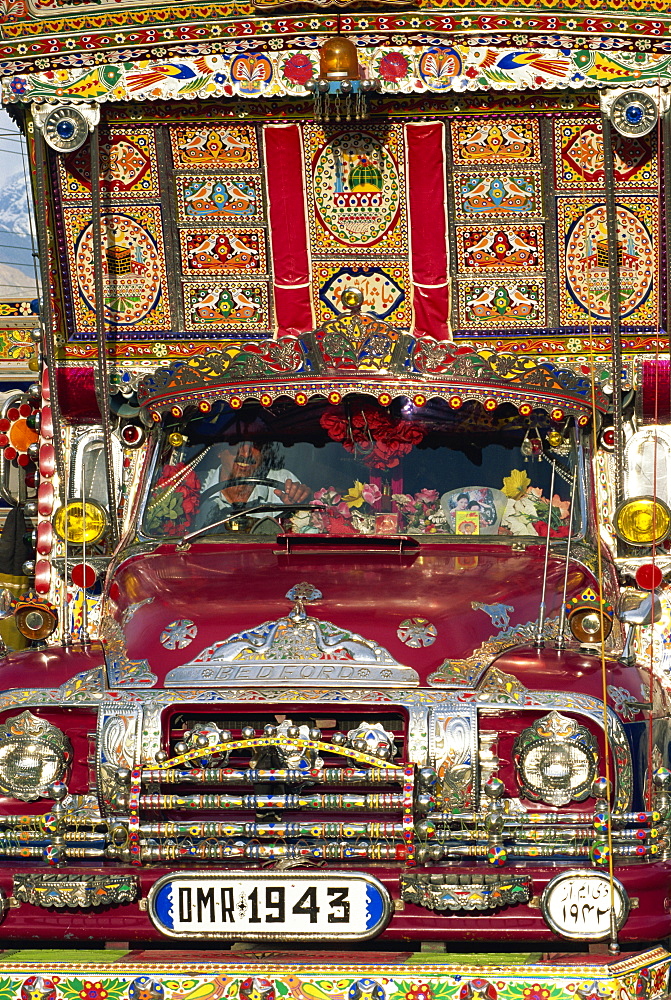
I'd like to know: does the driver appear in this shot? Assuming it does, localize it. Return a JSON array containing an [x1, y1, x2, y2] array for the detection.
[[200, 441, 311, 522]]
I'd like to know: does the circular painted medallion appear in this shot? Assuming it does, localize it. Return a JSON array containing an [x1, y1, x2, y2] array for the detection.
[[160, 619, 198, 650], [565, 205, 654, 320], [75, 212, 162, 326], [397, 617, 438, 648], [313, 132, 400, 247]]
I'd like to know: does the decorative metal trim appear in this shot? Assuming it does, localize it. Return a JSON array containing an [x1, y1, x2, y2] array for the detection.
[[513, 711, 599, 807], [165, 604, 418, 688], [429, 617, 561, 688], [401, 872, 531, 912], [99, 616, 157, 688], [13, 873, 138, 909], [0, 711, 72, 801], [136, 324, 608, 421]]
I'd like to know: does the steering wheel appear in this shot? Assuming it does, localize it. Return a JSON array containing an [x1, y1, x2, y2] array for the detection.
[[200, 476, 288, 501]]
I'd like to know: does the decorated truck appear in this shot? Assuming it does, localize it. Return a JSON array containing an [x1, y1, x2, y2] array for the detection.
[[1, 0, 671, 987]]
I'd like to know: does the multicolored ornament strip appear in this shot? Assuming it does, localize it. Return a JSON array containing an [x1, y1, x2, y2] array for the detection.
[[5, 7, 671, 77], [7, 46, 671, 103]]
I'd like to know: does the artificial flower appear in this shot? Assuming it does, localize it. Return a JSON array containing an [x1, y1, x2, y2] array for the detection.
[[502, 469, 531, 499], [343, 480, 366, 508]]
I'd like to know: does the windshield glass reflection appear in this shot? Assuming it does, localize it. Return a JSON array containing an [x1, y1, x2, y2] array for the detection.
[[141, 397, 580, 540]]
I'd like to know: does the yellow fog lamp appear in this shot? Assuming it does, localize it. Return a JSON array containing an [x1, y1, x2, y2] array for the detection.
[[14, 593, 58, 641], [53, 499, 108, 546], [614, 496, 671, 547], [566, 588, 614, 645]]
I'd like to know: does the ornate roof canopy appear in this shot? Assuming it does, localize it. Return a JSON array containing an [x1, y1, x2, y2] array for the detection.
[[137, 305, 609, 421]]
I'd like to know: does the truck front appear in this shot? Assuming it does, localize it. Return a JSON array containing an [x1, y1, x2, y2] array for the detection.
[[0, 316, 666, 954]]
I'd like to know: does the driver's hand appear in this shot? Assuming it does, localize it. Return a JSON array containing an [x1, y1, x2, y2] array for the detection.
[[275, 479, 311, 504]]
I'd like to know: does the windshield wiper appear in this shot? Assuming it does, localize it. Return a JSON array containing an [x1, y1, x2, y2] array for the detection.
[[178, 503, 326, 546]]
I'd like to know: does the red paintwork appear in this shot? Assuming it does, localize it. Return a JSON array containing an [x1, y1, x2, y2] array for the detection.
[[0, 537, 665, 944], [0, 643, 104, 692], [107, 540, 614, 690]]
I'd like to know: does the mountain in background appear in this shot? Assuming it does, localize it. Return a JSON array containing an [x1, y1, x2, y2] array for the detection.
[[0, 170, 37, 297], [0, 171, 32, 239]]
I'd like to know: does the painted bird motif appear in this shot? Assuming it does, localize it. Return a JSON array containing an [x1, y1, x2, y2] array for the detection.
[[128, 62, 202, 92], [494, 50, 569, 77]]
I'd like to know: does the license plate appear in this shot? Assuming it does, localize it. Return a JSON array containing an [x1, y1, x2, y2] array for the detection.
[[148, 871, 392, 940], [541, 869, 629, 940]]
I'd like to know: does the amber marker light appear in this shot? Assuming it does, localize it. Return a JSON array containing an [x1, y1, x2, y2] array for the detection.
[[613, 496, 671, 547], [14, 595, 58, 641]]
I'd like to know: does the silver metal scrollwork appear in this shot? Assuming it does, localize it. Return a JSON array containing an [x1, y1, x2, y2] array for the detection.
[[0, 711, 72, 801]]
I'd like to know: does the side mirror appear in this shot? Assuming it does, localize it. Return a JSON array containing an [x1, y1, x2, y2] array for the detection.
[[618, 588, 663, 664]]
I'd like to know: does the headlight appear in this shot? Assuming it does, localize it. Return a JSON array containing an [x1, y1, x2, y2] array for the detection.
[[513, 711, 599, 807], [53, 499, 108, 545], [614, 496, 671, 547]]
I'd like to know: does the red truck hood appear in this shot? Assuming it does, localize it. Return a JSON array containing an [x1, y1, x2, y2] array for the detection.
[[106, 540, 600, 689]]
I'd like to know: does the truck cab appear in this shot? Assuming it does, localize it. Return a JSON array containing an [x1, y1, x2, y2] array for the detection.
[[0, 302, 667, 950]]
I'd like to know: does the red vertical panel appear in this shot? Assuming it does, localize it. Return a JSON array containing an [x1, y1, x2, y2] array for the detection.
[[263, 124, 314, 337], [405, 122, 451, 340]]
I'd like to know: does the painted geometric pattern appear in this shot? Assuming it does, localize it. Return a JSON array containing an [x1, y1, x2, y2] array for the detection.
[[305, 123, 407, 253], [455, 170, 542, 220], [452, 117, 540, 165], [170, 124, 259, 171], [554, 117, 658, 190], [0, 957, 667, 1000], [63, 205, 171, 332], [183, 280, 270, 333], [179, 228, 267, 276], [175, 174, 264, 225], [558, 197, 658, 325], [314, 260, 411, 327], [458, 277, 545, 328], [304, 122, 409, 329], [57, 127, 159, 201], [456, 225, 544, 271]]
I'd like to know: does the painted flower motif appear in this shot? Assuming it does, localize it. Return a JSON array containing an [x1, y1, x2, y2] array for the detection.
[[502, 469, 531, 499], [9, 76, 27, 95], [78, 984, 108, 1000], [404, 985, 434, 1000], [153, 342, 168, 358], [378, 51, 409, 81], [283, 52, 314, 84], [21, 978, 58, 1000], [522, 985, 551, 1000]]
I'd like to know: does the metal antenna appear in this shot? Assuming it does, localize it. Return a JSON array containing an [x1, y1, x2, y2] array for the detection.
[[534, 460, 556, 647], [80, 459, 89, 645], [556, 466, 578, 650]]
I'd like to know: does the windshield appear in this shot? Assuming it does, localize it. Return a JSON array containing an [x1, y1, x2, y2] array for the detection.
[[140, 397, 582, 541]]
